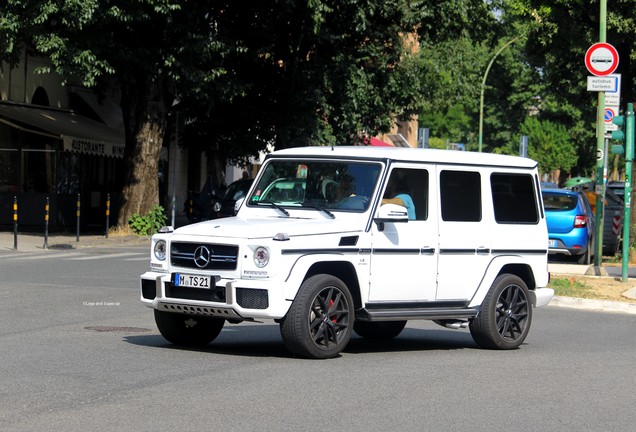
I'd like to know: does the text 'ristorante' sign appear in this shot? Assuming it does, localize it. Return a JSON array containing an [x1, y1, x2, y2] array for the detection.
[[63, 138, 125, 158]]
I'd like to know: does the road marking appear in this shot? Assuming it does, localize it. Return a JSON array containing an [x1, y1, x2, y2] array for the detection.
[[11, 251, 86, 260], [124, 257, 149, 262], [69, 252, 145, 261]]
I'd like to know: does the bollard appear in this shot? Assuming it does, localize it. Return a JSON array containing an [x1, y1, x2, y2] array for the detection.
[[43, 196, 49, 250], [105, 193, 110, 238], [13, 196, 18, 250], [76, 193, 81, 242]]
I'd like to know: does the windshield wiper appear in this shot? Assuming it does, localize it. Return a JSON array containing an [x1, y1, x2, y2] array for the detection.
[[299, 200, 335, 219], [256, 199, 290, 216]]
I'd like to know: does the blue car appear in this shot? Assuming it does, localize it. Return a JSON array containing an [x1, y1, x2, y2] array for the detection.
[[542, 188, 595, 264]]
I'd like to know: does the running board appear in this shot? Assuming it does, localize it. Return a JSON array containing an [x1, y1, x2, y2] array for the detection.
[[356, 307, 479, 322]]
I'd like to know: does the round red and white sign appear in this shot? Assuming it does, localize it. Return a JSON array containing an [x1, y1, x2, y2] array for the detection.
[[585, 42, 619, 76]]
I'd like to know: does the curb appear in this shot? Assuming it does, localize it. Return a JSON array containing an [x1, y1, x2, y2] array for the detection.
[[548, 295, 636, 315]]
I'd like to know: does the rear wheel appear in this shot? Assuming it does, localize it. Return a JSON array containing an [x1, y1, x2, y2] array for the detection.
[[154, 310, 224, 347], [353, 321, 407, 340], [280, 274, 354, 359], [469, 274, 532, 350], [577, 245, 592, 265]]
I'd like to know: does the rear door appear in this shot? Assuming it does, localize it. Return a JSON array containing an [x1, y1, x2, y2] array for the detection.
[[436, 167, 492, 301]]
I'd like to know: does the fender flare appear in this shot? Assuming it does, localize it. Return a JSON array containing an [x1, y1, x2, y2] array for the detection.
[[468, 255, 539, 308], [281, 253, 362, 302]]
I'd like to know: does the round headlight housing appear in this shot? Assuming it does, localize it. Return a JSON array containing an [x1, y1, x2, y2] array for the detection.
[[213, 201, 222, 212], [154, 240, 167, 261], [253, 246, 270, 268]]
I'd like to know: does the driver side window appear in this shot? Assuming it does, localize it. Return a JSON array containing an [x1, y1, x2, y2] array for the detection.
[[382, 168, 428, 221]]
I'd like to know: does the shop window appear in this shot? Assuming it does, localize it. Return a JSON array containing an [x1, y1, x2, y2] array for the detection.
[[56, 152, 80, 194], [21, 149, 56, 193], [0, 149, 19, 193]]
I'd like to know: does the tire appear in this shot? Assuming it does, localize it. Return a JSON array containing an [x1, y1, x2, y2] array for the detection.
[[353, 320, 407, 340], [577, 245, 592, 265], [280, 274, 354, 359], [469, 274, 532, 350], [154, 310, 224, 347]]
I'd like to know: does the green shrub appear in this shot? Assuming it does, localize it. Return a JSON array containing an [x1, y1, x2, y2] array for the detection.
[[129, 205, 167, 236], [548, 276, 592, 298]]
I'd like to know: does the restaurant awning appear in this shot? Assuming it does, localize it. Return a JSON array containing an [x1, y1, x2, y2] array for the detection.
[[367, 137, 394, 147], [0, 101, 125, 158]]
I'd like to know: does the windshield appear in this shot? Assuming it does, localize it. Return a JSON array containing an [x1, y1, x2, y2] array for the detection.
[[248, 159, 382, 212]]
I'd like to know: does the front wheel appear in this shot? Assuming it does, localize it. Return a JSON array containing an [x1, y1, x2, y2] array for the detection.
[[469, 274, 532, 350], [154, 310, 224, 347], [280, 274, 354, 359]]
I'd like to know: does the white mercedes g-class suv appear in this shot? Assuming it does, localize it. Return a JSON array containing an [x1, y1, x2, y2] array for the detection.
[[140, 146, 553, 358]]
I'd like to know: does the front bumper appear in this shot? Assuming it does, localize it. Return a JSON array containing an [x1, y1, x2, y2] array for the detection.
[[140, 271, 291, 320]]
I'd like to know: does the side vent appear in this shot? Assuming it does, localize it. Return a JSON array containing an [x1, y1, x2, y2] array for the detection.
[[339, 236, 359, 246]]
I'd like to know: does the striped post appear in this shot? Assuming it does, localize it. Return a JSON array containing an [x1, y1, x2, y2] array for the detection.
[[105, 194, 110, 238], [13, 196, 18, 250], [43, 196, 49, 249], [76, 193, 81, 242]]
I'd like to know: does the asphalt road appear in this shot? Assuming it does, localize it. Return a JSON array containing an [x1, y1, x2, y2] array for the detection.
[[1, 246, 635, 431]]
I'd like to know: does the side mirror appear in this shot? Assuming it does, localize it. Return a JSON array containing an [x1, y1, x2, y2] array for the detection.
[[234, 197, 245, 215], [374, 203, 409, 231]]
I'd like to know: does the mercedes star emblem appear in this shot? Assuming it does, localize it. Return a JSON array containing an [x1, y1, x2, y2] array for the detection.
[[193, 246, 211, 268]]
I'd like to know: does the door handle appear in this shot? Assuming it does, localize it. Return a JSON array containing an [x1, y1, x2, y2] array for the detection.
[[476, 247, 491, 255]]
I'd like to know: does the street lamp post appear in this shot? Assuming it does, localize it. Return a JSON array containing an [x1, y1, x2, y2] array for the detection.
[[478, 37, 519, 153]]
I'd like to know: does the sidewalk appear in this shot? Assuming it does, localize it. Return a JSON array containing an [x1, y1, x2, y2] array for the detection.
[[0, 231, 150, 252], [1, 230, 635, 314]]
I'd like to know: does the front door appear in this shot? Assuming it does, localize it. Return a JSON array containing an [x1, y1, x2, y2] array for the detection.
[[368, 165, 438, 302]]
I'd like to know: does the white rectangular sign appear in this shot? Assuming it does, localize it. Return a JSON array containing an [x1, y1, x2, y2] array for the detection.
[[587, 75, 619, 92], [605, 74, 621, 105]]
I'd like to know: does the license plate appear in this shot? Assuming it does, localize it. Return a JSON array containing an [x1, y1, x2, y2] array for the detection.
[[548, 239, 557, 248], [174, 273, 211, 289]]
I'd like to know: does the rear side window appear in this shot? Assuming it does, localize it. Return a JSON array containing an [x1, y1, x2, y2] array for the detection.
[[542, 193, 577, 211], [440, 171, 481, 221], [491, 173, 539, 223]]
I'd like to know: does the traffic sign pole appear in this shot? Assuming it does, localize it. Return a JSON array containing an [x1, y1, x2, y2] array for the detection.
[[595, 91, 606, 267], [621, 103, 634, 282], [593, 2, 609, 267]]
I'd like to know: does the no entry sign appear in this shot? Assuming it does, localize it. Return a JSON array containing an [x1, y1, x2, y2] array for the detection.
[[585, 42, 619, 76]]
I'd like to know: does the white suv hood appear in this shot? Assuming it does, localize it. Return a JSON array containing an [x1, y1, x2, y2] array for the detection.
[[172, 216, 361, 240]]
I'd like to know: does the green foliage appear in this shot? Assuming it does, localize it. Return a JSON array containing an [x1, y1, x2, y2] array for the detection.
[[548, 276, 592, 299], [521, 117, 578, 173], [128, 205, 167, 237]]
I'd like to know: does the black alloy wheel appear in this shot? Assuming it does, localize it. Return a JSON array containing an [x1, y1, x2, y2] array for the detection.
[[469, 274, 532, 350], [280, 274, 354, 359]]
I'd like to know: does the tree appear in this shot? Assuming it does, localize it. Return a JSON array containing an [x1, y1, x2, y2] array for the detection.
[[520, 116, 578, 175], [2, 0, 499, 229], [1, 0, 237, 227]]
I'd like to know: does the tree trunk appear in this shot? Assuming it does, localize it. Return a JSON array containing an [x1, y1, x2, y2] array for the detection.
[[116, 77, 169, 228]]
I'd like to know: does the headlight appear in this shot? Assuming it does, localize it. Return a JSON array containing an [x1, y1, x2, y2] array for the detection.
[[213, 201, 222, 212], [154, 240, 167, 261], [253, 246, 270, 268]]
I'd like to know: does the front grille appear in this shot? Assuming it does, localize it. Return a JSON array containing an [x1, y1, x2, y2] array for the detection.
[[171, 242, 238, 270], [165, 283, 226, 303], [236, 288, 269, 309]]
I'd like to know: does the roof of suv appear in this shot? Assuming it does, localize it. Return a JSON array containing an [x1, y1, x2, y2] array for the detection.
[[268, 146, 538, 169]]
